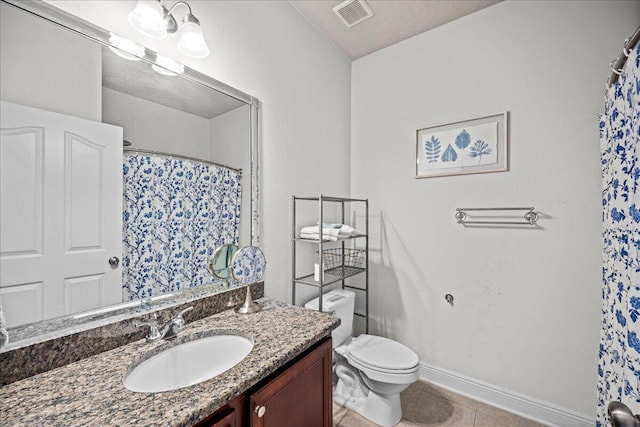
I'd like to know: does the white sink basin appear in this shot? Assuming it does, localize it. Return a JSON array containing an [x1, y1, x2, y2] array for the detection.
[[124, 334, 253, 393]]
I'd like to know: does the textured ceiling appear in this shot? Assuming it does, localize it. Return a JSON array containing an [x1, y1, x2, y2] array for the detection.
[[289, 0, 502, 60]]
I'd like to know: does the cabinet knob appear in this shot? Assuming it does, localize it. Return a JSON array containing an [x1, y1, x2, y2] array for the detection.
[[255, 405, 266, 418], [108, 256, 120, 267]]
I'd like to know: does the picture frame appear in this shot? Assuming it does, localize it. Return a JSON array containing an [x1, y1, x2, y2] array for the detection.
[[416, 112, 508, 178]]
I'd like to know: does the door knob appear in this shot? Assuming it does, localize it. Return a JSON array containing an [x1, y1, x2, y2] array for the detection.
[[108, 256, 120, 267], [255, 405, 266, 418]]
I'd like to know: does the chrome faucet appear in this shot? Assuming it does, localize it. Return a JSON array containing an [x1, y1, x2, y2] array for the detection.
[[608, 401, 640, 427], [136, 306, 194, 342]]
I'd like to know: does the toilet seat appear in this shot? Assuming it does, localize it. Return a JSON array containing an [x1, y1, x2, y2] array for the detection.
[[344, 334, 419, 370], [340, 334, 419, 384]]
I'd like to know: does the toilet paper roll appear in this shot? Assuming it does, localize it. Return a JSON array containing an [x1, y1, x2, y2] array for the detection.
[[314, 263, 324, 281]]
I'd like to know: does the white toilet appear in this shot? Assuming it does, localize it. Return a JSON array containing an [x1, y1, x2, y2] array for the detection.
[[305, 289, 419, 427]]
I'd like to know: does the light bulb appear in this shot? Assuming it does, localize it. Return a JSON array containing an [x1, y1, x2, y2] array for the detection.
[[108, 34, 146, 61], [177, 15, 209, 58], [152, 54, 184, 76], [128, 0, 167, 39]]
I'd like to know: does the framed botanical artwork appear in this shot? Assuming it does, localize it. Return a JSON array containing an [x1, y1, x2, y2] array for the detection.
[[416, 112, 508, 178]]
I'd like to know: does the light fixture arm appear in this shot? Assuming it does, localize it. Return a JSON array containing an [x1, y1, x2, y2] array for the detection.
[[162, 1, 198, 34], [165, 1, 192, 18]]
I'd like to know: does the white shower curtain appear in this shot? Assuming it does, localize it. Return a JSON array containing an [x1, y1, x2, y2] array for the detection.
[[597, 43, 640, 425]]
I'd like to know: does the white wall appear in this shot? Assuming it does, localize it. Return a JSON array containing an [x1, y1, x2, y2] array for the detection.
[[47, 0, 352, 304], [209, 105, 250, 172], [103, 88, 210, 159], [209, 105, 252, 247], [351, 0, 639, 419], [0, 2, 101, 121]]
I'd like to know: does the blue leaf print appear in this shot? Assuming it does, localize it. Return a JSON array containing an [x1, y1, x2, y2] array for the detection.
[[628, 331, 640, 353], [615, 310, 627, 326], [425, 136, 441, 163], [631, 297, 640, 322], [629, 204, 640, 223], [454, 130, 471, 150], [441, 144, 458, 162], [469, 139, 492, 162], [611, 208, 625, 222]]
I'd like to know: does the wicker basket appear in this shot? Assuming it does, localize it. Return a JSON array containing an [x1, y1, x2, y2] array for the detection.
[[322, 248, 365, 270]]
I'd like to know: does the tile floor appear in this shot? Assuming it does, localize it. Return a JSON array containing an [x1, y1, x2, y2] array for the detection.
[[333, 380, 548, 427]]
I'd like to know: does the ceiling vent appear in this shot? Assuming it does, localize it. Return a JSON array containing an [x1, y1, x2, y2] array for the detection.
[[332, 0, 375, 28]]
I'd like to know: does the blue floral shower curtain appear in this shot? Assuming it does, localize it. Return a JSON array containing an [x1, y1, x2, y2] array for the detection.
[[122, 154, 242, 301], [597, 43, 640, 425]]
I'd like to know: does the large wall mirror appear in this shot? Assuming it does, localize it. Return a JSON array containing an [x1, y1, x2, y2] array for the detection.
[[0, 0, 259, 350]]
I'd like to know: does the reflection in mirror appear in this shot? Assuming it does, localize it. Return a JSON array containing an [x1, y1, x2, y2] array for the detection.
[[0, 0, 259, 350], [209, 244, 239, 279], [231, 246, 267, 285], [232, 246, 266, 314]]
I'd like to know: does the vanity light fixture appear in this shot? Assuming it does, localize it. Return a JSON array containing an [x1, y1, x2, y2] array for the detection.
[[108, 33, 146, 61], [128, 0, 210, 58], [152, 54, 185, 76]]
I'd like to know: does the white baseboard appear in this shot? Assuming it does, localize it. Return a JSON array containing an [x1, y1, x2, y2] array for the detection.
[[419, 363, 594, 427]]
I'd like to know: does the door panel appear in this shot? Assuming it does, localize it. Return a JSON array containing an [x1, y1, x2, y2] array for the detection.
[[65, 131, 105, 251], [0, 281, 44, 326], [0, 100, 123, 327], [0, 127, 44, 257], [64, 274, 105, 314]]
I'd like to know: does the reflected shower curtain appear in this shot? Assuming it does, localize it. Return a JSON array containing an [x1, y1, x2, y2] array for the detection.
[[597, 43, 640, 425], [122, 154, 242, 301]]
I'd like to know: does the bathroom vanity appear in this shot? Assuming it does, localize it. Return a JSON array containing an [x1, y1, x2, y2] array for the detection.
[[196, 337, 332, 427], [0, 300, 338, 426]]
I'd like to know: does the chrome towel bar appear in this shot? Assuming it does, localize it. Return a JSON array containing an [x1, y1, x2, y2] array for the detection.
[[455, 207, 538, 226]]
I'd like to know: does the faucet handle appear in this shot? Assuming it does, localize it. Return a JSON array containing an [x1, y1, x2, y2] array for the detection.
[[135, 318, 161, 342], [171, 306, 194, 333], [174, 306, 194, 322]]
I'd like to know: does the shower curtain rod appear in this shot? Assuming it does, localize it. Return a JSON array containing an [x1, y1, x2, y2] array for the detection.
[[123, 147, 242, 174], [607, 25, 640, 88]]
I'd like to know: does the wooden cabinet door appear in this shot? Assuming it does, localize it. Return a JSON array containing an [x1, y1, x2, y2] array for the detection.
[[209, 409, 236, 427], [193, 394, 246, 427], [250, 337, 332, 427]]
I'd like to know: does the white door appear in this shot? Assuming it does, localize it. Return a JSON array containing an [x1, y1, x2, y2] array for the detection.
[[0, 101, 123, 327]]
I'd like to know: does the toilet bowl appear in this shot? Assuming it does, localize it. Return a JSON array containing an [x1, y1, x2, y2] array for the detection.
[[305, 290, 419, 427]]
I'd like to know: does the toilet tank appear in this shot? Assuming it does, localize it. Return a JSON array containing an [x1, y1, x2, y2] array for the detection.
[[305, 289, 355, 348]]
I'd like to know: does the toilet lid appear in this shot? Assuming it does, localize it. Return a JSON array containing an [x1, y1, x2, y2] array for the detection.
[[344, 334, 419, 372]]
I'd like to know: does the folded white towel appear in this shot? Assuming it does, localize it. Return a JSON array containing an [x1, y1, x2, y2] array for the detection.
[[300, 232, 338, 241], [339, 224, 357, 235], [300, 226, 341, 237], [300, 224, 359, 236]]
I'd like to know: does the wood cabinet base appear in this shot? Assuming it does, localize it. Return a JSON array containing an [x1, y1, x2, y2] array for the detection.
[[194, 336, 332, 427]]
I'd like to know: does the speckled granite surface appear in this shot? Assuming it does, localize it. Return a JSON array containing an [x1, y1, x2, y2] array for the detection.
[[0, 299, 339, 426], [1, 283, 264, 385]]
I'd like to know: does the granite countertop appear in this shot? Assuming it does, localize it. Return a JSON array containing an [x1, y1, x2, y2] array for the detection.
[[0, 299, 339, 426]]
